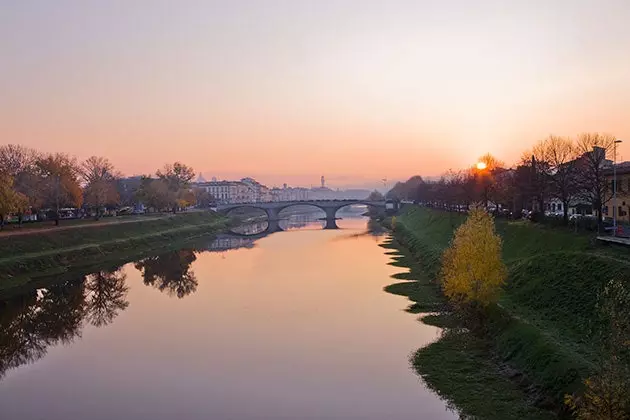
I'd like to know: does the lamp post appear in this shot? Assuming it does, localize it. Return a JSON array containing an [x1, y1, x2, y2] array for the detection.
[[613, 139, 623, 234]]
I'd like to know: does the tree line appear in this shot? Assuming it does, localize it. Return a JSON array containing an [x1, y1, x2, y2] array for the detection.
[[0, 144, 212, 227], [387, 133, 619, 228]]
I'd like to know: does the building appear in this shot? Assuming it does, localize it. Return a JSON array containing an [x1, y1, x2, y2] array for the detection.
[[194, 181, 255, 204], [241, 177, 272, 202], [270, 185, 310, 202], [260, 185, 272, 202], [603, 161, 630, 223], [536, 146, 611, 218]]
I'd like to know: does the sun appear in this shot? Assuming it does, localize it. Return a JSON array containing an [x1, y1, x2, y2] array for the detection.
[[476, 162, 487, 170]]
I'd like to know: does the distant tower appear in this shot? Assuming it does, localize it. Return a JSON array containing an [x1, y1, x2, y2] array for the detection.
[[321, 175, 325, 188]]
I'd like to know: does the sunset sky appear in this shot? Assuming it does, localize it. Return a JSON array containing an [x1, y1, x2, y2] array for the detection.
[[2, 0, 630, 189]]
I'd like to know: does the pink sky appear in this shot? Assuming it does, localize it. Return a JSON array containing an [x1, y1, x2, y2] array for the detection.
[[2, 1, 630, 189]]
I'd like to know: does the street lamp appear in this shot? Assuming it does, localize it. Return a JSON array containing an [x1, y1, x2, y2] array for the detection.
[[613, 139, 623, 234]]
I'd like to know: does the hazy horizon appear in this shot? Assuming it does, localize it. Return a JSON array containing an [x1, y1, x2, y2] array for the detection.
[[3, 0, 630, 188]]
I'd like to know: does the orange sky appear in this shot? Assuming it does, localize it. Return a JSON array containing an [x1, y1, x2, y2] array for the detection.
[[2, 1, 630, 189]]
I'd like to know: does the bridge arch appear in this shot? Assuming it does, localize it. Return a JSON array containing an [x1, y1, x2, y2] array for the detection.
[[217, 200, 386, 231], [223, 206, 273, 235], [333, 201, 383, 218], [274, 202, 327, 215]]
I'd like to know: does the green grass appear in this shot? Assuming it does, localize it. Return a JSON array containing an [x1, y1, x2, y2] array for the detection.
[[413, 331, 556, 420], [382, 226, 557, 418], [388, 206, 630, 413], [0, 211, 228, 289], [0, 211, 224, 256]]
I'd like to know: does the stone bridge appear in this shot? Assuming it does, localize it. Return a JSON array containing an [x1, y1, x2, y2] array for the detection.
[[217, 200, 385, 230]]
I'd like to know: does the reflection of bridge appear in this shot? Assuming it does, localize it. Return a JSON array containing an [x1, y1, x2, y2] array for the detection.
[[217, 200, 385, 230], [206, 235, 259, 251]]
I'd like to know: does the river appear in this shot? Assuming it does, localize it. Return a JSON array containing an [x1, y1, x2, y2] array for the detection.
[[0, 215, 456, 420]]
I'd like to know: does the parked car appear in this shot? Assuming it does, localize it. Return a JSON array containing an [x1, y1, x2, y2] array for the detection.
[[118, 206, 134, 215]]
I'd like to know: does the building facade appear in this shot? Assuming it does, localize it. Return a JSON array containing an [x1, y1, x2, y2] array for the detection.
[[194, 181, 255, 204], [241, 177, 272, 202], [270, 186, 310, 202], [603, 162, 630, 223]]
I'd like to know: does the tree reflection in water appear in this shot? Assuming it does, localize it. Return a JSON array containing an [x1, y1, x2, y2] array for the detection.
[[0, 267, 129, 380], [0, 291, 48, 379], [134, 249, 198, 298], [1, 249, 203, 380], [85, 268, 129, 327]]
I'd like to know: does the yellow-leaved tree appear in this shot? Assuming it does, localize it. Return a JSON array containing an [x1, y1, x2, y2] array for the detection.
[[441, 205, 507, 309]]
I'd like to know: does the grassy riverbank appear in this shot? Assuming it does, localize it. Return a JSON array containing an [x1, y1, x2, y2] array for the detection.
[[384, 207, 630, 418], [0, 211, 228, 290]]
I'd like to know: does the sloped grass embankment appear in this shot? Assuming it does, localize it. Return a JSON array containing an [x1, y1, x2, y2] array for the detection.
[[0, 212, 228, 290], [385, 207, 630, 417]]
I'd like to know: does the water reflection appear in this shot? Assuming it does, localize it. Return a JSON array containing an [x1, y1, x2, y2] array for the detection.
[[84, 269, 129, 327], [0, 217, 456, 420], [201, 236, 257, 251], [229, 220, 269, 235], [0, 274, 118, 380], [134, 249, 198, 298], [279, 213, 325, 231]]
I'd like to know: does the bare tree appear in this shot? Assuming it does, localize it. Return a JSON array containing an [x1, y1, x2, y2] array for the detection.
[[533, 136, 580, 224], [520, 146, 551, 215], [0, 144, 38, 177], [575, 133, 616, 229], [81, 156, 120, 220], [476, 153, 505, 210]]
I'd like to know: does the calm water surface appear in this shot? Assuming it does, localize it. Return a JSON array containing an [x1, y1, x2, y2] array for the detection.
[[0, 217, 456, 420]]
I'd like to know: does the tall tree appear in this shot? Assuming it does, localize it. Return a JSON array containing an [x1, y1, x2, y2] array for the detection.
[[387, 176, 425, 201], [136, 176, 173, 212], [35, 153, 83, 225], [0, 144, 38, 178], [520, 147, 550, 215], [440, 205, 507, 311], [367, 190, 384, 201], [192, 187, 215, 208], [80, 156, 120, 219], [535, 136, 580, 224], [476, 153, 505, 209], [156, 162, 195, 212], [575, 133, 616, 229], [0, 174, 28, 229], [0, 144, 42, 216]]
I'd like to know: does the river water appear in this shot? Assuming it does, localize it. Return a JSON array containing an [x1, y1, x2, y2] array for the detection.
[[0, 215, 456, 420]]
